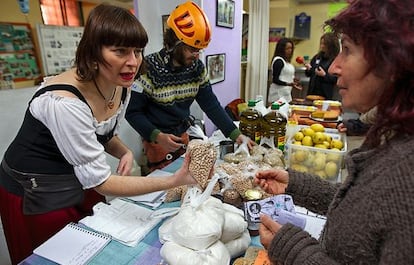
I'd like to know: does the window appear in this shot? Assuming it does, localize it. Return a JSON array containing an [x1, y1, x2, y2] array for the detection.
[[39, 0, 82, 26]]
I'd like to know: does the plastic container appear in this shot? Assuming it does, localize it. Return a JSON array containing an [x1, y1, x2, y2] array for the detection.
[[239, 100, 262, 144], [284, 125, 347, 183], [219, 140, 234, 160], [262, 103, 287, 151]]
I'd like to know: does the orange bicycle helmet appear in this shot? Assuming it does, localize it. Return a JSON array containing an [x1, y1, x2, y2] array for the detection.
[[167, 1, 212, 49]]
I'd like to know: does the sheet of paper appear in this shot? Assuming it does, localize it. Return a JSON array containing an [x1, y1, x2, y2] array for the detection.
[[126, 169, 171, 203], [79, 198, 162, 247]]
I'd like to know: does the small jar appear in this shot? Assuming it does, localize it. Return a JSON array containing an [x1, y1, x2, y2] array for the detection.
[[243, 189, 263, 237]]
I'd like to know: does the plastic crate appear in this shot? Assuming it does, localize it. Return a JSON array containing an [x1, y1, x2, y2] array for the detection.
[[284, 125, 347, 183]]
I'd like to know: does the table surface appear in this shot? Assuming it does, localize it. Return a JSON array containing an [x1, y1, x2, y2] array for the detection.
[[22, 158, 262, 265]]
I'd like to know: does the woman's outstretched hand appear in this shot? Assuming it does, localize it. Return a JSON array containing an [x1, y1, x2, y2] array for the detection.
[[254, 169, 289, 195]]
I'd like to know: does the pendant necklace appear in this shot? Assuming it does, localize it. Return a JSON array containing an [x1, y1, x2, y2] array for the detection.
[[93, 79, 116, 109]]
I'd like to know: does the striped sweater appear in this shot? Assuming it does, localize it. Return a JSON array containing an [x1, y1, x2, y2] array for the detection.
[[126, 49, 239, 142]]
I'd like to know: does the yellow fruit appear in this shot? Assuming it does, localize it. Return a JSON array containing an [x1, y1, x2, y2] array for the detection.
[[330, 139, 344, 150], [314, 170, 327, 179], [291, 164, 308, 173], [322, 140, 331, 148], [294, 150, 308, 162], [301, 128, 315, 137], [294, 131, 304, 141], [312, 156, 326, 170], [310, 123, 325, 132], [325, 135, 332, 143], [302, 135, 313, 146], [293, 141, 302, 145], [314, 144, 328, 149], [325, 161, 338, 178], [303, 153, 315, 167], [326, 149, 341, 162], [312, 132, 326, 144], [314, 152, 327, 159]]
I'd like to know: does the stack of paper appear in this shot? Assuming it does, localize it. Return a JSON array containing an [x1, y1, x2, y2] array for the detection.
[[126, 169, 171, 208], [80, 198, 162, 247]]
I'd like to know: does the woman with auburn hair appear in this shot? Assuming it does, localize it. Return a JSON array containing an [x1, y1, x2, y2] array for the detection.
[[255, 0, 414, 264]]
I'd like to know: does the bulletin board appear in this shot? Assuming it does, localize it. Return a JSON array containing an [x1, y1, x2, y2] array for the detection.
[[0, 22, 41, 82], [36, 24, 84, 76]]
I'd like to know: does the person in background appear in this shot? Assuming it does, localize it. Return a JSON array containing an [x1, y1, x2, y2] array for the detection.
[[255, 0, 414, 263], [0, 5, 196, 264], [337, 106, 376, 136], [305, 32, 340, 100], [267, 38, 302, 105], [126, 1, 253, 174]]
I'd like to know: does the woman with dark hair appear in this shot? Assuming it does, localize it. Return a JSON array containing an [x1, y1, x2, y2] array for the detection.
[[267, 38, 302, 105], [255, 0, 414, 264], [0, 4, 195, 264], [305, 32, 340, 99]]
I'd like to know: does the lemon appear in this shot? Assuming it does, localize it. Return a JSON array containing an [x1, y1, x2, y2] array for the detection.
[[322, 140, 331, 148], [330, 139, 344, 150], [326, 148, 341, 162], [325, 161, 338, 178], [314, 170, 327, 179], [294, 131, 305, 141], [314, 152, 327, 160], [293, 141, 302, 145], [310, 123, 325, 132], [303, 152, 315, 167], [314, 144, 328, 149], [312, 156, 326, 170], [312, 132, 326, 144], [325, 135, 332, 143], [301, 128, 315, 137], [291, 164, 308, 173], [294, 150, 308, 162], [302, 135, 313, 146]]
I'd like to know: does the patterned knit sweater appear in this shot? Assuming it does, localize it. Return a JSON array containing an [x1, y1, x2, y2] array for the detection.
[[126, 49, 240, 142], [267, 134, 414, 264]]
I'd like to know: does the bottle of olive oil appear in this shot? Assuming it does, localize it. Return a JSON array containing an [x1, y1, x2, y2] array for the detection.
[[262, 103, 287, 151], [239, 100, 262, 144]]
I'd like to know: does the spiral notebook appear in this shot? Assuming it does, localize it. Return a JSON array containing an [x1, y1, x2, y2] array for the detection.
[[33, 222, 111, 265]]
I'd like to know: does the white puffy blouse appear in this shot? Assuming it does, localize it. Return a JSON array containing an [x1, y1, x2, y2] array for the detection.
[[29, 87, 130, 189]]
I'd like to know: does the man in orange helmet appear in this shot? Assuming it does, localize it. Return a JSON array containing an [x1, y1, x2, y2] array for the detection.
[[126, 1, 253, 173]]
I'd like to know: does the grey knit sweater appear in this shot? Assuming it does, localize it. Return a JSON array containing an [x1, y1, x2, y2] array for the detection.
[[267, 134, 414, 264]]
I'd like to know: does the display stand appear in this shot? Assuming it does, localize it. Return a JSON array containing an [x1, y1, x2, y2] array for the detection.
[[0, 22, 41, 84]]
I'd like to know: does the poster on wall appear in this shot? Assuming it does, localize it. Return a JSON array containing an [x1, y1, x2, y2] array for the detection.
[[293, 12, 311, 39], [0, 22, 41, 83], [269, 28, 286, 42], [206, 53, 225, 85], [36, 24, 84, 76]]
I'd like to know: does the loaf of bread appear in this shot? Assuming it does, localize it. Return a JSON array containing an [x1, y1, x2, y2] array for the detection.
[[311, 110, 339, 120]]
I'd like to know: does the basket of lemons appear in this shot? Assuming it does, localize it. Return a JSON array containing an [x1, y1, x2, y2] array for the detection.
[[285, 123, 347, 183]]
